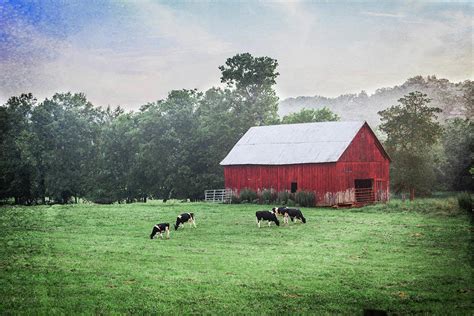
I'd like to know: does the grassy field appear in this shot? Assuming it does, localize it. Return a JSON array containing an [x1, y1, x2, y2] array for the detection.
[[1, 199, 472, 314]]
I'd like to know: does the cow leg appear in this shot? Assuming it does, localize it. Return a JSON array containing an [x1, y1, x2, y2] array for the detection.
[[192, 219, 197, 228], [256, 218, 261, 228], [159, 232, 163, 239], [268, 221, 271, 227], [165, 227, 170, 239]]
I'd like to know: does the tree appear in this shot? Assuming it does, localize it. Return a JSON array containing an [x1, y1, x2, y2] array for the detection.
[[193, 87, 241, 194], [378, 91, 442, 199], [461, 80, 473, 120], [32, 93, 102, 203], [137, 90, 202, 200], [439, 118, 473, 191], [218, 53, 280, 126], [0, 94, 37, 204], [281, 107, 340, 124], [87, 112, 142, 203]]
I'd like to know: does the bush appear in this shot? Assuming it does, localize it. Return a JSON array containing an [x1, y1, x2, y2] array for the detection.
[[457, 192, 472, 213], [261, 189, 277, 204], [231, 194, 241, 204], [295, 190, 316, 207], [277, 191, 291, 205], [85, 189, 116, 204], [240, 188, 257, 203], [287, 199, 296, 207]]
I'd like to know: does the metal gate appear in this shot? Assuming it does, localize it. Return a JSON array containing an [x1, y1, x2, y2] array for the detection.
[[204, 189, 233, 203]]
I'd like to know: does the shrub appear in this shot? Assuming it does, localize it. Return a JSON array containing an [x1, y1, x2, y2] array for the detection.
[[231, 194, 241, 204], [287, 199, 296, 207], [240, 188, 257, 203], [277, 191, 291, 205], [261, 189, 277, 204], [85, 189, 116, 204], [295, 190, 316, 207], [457, 192, 472, 213]]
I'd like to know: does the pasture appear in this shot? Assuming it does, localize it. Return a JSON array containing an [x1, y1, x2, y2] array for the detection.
[[1, 199, 472, 314]]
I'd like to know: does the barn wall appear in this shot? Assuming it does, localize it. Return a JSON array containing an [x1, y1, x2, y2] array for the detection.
[[224, 163, 338, 205], [336, 124, 390, 202], [223, 123, 390, 206]]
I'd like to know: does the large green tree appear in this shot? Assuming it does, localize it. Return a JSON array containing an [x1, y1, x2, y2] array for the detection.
[[219, 53, 280, 127], [378, 91, 443, 199], [32, 93, 103, 203], [137, 90, 202, 200], [281, 107, 340, 124], [87, 111, 143, 203], [439, 118, 473, 191], [0, 94, 37, 204]]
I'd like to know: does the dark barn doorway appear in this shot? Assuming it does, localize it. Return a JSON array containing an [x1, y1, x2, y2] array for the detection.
[[355, 179, 375, 204], [291, 182, 298, 193]]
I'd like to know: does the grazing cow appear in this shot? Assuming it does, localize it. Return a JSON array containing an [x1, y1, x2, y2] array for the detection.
[[256, 210, 280, 228], [150, 223, 170, 239], [175, 212, 196, 230], [272, 207, 307, 224], [272, 206, 288, 216]]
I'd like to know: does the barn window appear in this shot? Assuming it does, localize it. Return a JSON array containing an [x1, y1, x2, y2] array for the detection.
[[291, 182, 298, 193]]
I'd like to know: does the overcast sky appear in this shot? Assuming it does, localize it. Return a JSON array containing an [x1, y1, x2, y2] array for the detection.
[[0, 1, 472, 110]]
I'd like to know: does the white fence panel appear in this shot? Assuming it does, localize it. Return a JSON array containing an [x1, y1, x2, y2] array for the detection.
[[205, 189, 233, 203]]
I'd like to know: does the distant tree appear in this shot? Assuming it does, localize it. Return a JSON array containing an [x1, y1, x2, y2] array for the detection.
[[439, 118, 473, 191], [87, 111, 142, 203], [281, 107, 339, 124], [32, 93, 102, 203], [137, 90, 202, 200], [0, 94, 37, 204], [194, 87, 241, 194], [461, 80, 473, 120], [378, 91, 442, 199], [219, 53, 280, 126]]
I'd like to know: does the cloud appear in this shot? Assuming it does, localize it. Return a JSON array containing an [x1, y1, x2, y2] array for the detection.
[[1, 1, 233, 108], [361, 11, 406, 18], [1, 1, 472, 107]]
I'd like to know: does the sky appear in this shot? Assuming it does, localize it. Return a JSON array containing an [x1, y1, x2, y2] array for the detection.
[[0, 0, 472, 110]]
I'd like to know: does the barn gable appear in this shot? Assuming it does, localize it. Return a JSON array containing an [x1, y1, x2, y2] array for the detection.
[[220, 121, 367, 166], [338, 123, 390, 163]]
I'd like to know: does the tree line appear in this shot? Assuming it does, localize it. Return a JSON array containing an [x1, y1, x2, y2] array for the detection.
[[0, 53, 472, 204]]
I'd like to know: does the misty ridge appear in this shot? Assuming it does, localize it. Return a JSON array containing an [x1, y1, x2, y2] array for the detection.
[[279, 75, 471, 127]]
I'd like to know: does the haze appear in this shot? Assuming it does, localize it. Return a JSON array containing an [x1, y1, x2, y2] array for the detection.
[[0, 1, 472, 109]]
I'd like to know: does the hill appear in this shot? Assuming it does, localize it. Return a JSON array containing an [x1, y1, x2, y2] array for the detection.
[[279, 76, 472, 127]]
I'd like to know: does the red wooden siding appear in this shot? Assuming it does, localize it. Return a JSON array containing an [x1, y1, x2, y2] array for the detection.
[[223, 123, 390, 206]]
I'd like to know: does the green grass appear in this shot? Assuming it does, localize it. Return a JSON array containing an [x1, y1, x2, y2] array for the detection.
[[1, 199, 473, 314]]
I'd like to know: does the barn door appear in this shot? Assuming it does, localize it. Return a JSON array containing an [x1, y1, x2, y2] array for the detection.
[[354, 179, 375, 204]]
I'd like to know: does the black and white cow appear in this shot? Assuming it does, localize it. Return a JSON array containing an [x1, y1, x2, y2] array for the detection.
[[272, 207, 307, 224], [272, 206, 288, 216], [150, 223, 170, 239], [256, 210, 280, 228], [174, 212, 196, 230]]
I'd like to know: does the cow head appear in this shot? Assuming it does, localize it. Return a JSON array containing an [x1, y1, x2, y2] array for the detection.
[[150, 226, 158, 239], [274, 215, 280, 226]]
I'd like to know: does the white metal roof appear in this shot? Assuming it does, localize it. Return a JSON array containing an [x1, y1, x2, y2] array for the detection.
[[220, 121, 366, 165]]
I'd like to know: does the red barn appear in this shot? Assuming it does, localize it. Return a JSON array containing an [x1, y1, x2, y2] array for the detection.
[[220, 121, 390, 206]]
